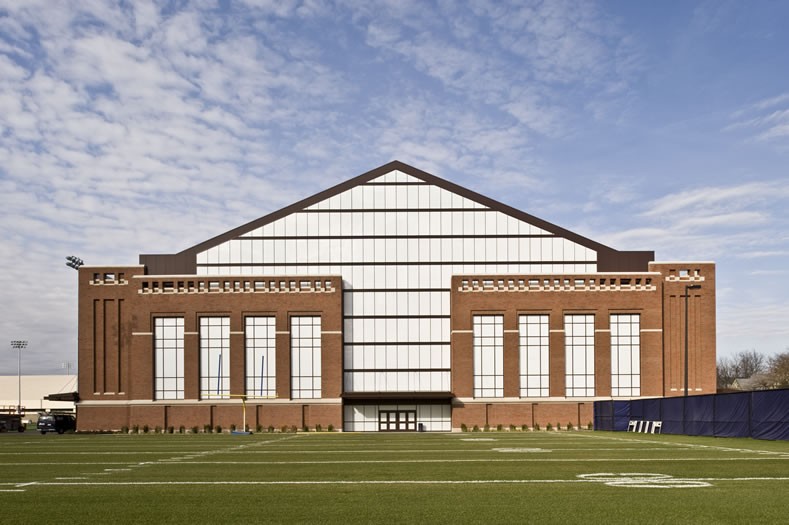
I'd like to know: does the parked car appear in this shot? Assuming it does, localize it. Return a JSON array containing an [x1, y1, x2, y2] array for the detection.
[[37, 414, 76, 434], [0, 413, 26, 432]]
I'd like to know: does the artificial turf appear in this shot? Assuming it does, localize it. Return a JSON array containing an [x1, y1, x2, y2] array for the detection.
[[1, 430, 787, 524]]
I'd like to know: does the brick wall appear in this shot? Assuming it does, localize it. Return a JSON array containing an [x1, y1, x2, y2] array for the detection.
[[77, 267, 344, 431]]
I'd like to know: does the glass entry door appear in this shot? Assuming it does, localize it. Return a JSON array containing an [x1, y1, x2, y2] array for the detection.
[[378, 410, 417, 431]]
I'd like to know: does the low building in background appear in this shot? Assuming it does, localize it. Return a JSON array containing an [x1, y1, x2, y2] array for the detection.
[[730, 374, 776, 391], [76, 161, 716, 432], [0, 375, 77, 421]]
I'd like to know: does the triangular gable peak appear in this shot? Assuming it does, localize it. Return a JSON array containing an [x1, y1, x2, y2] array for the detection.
[[140, 161, 652, 274]]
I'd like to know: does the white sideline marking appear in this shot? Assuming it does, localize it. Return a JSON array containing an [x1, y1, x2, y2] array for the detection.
[[0, 434, 302, 494], [574, 432, 789, 457], [461, 438, 497, 441], [125, 457, 788, 465], [0, 452, 201, 455], [27, 476, 789, 487], [492, 448, 549, 453], [0, 463, 138, 466]]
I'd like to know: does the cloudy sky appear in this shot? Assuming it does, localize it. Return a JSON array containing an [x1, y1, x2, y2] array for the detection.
[[1, 0, 788, 374]]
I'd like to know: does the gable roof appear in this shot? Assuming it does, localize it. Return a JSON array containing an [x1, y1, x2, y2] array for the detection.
[[140, 160, 653, 274]]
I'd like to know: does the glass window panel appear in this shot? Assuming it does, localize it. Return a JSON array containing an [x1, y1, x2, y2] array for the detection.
[[611, 314, 641, 397], [154, 317, 184, 400], [564, 314, 594, 397], [473, 315, 503, 398]]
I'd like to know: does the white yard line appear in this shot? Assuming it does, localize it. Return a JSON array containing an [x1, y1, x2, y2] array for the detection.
[[4, 456, 786, 468], [115, 456, 789, 465], [3, 433, 303, 493], [572, 432, 789, 457], [26, 476, 789, 487]]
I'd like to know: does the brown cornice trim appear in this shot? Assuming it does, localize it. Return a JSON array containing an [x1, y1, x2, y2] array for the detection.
[[140, 161, 654, 275], [341, 392, 453, 401]]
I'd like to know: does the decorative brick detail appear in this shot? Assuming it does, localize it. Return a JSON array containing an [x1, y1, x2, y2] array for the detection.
[[77, 266, 343, 431]]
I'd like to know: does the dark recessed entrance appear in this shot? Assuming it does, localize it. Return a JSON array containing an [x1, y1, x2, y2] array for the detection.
[[378, 410, 417, 432]]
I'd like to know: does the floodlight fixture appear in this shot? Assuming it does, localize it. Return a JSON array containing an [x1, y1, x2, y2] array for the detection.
[[65, 256, 84, 270]]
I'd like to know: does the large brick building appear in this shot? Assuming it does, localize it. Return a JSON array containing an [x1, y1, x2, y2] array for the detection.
[[76, 161, 716, 431]]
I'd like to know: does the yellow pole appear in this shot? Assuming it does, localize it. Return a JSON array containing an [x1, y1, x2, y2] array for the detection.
[[242, 396, 246, 432]]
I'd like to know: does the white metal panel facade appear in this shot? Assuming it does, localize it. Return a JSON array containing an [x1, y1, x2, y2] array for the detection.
[[195, 170, 597, 395]]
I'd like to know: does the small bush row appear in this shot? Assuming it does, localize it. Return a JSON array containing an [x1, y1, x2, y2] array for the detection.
[[116, 423, 337, 434], [460, 421, 593, 432]]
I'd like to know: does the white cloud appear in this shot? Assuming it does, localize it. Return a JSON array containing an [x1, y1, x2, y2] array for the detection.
[[736, 250, 789, 259], [357, 0, 639, 136], [676, 211, 767, 229], [642, 181, 789, 217], [0, 1, 787, 371], [726, 91, 789, 147]]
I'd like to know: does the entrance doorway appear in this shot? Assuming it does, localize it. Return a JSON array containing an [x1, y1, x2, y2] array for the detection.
[[378, 410, 417, 431]]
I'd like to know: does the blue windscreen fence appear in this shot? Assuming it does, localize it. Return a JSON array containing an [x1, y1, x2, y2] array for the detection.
[[594, 388, 789, 440]]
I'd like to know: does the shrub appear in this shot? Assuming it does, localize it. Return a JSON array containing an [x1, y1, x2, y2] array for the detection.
[[546, 423, 552, 431], [315, 424, 322, 432], [281, 425, 288, 433], [521, 424, 528, 431], [190, 426, 198, 434], [167, 426, 175, 434], [496, 424, 503, 431], [230, 424, 236, 432], [268, 425, 275, 433], [214, 425, 222, 434], [567, 422, 574, 431], [178, 426, 185, 434], [509, 424, 516, 431], [534, 423, 540, 431], [302, 425, 309, 433], [204, 424, 212, 433], [291, 425, 297, 433], [460, 423, 468, 432], [154, 426, 161, 434], [472, 425, 480, 432], [142, 425, 150, 434], [121, 425, 129, 434], [327, 424, 334, 432], [587, 421, 593, 430], [484, 424, 490, 432]]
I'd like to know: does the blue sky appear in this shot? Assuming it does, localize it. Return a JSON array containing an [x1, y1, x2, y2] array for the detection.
[[1, 0, 788, 374]]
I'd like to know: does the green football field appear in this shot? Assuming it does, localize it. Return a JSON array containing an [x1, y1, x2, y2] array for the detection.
[[1, 430, 787, 524]]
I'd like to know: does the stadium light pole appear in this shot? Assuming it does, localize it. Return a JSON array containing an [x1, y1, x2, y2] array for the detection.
[[66, 256, 83, 384], [10, 340, 28, 414], [684, 284, 702, 397]]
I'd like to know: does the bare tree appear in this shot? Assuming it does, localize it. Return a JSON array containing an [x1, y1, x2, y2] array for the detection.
[[717, 356, 738, 389], [767, 351, 789, 388], [716, 350, 768, 389], [735, 350, 767, 378]]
